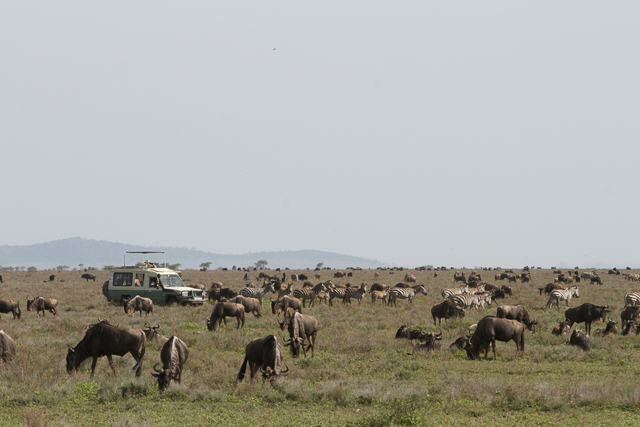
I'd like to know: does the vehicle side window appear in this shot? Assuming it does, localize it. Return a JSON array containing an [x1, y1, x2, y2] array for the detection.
[[135, 273, 144, 286], [113, 273, 133, 287]]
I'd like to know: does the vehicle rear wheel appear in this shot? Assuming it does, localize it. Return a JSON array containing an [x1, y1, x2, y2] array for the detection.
[[166, 298, 179, 307]]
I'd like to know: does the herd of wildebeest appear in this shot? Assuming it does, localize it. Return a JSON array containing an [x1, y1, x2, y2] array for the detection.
[[0, 265, 639, 391]]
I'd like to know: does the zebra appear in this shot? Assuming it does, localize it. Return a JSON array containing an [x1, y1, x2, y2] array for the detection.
[[545, 286, 579, 309], [293, 283, 327, 308], [624, 292, 640, 307], [344, 284, 367, 305], [388, 285, 427, 307], [448, 293, 492, 310], [240, 283, 275, 302], [328, 286, 352, 306], [440, 285, 469, 300]]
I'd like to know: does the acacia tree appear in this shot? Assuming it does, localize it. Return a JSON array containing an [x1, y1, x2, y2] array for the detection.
[[255, 260, 268, 269], [200, 262, 212, 270]]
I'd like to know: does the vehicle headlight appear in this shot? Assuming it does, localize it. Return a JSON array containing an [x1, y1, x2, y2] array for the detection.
[[181, 291, 189, 297]]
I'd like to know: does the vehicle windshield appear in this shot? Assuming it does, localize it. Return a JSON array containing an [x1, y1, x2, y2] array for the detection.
[[158, 274, 185, 288]]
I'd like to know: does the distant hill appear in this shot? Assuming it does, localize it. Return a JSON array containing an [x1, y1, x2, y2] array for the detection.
[[0, 238, 388, 270]]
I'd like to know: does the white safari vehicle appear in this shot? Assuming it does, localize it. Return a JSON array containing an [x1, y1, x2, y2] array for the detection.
[[102, 251, 207, 306]]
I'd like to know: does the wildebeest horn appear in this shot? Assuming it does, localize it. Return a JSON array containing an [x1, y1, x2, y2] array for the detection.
[[153, 363, 162, 373], [437, 329, 443, 337], [280, 363, 290, 375]]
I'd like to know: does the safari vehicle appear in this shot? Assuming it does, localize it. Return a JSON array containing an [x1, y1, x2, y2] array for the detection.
[[101, 251, 207, 306]]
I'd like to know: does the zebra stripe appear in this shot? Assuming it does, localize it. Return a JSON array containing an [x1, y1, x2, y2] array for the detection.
[[546, 287, 579, 309], [624, 292, 640, 307], [344, 285, 367, 305], [328, 288, 351, 306], [292, 283, 327, 308], [440, 286, 469, 300], [448, 293, 491, 310], [240, 283, 275, 302], [388, 286, 427, 306]]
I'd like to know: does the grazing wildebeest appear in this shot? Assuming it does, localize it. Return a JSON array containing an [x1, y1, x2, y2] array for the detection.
[[143, 323, 167, 342], [207, 302, 245, 331], [151, 335, 189, 392], [404, 273, 417, 283], [566, 329, 591, 351], [236, 335, 289, 382], [501, 286, 513, 297], [564, 303, 610, 334], [410, 331, 443, 354], [466, 316, 525, 360], [66, 321, 146, 378], [124, 295, 153, 317], [0, 299, 21, 319], [81, 273, 96, 282], [26, 296, 58, 317], [228, 295, 262, 318], [271, 295, 303, 316], [431, 300, 465, 325], [496, 305, 537, 332], [590, 276, 603, 285], [208, 288, 238, 302], [0, 330, 16, 362], [552, 320, 571, 336], [44, 274, 55, 282], [280, 307, 318, 358]]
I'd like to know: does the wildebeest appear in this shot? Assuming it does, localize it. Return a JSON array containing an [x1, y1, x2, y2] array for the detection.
[[564, 303, 610, 334], [228, 295, 262, 318], [271, 296, 303, 316], [26, 296, 58, 317], [151, 335, 189, 392], [453, 272, 466, 284], [81, 273, 96, 282], [496, 305, 537, 332], [124, 295, 153, 317], [594, 319, 618, 336], [566, 329, 591, 351], [404, 273, 417, 283], [449, 336, 470, 351], [0, 299, 21, 319], [395, 324, 428, 341], [236, 335, 289, 382], [622, 320, 639, 336], [143, 323, 168, 342], [621, 305, 640, 326], [66, 321, 146, 378], [208, 288, 238, 302], [552, 320, 571, 336], [501, 286, 513, 297], [466, 316, 525, 360], [410, 331, 442, 354], [280, 307, 318, 358], [590, 276, 603, 285], [44, 274, 55, 282], [431, 300, 465, 325], [207, 302, 245, 331], [539, 283, 565, 296], [0, 330, 16, 362]]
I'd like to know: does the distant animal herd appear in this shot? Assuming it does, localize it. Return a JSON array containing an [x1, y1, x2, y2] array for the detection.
[[0, 265, 639, 389]]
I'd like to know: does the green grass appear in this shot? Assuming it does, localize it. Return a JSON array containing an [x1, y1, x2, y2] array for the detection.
[[2, 268, 640, 426]]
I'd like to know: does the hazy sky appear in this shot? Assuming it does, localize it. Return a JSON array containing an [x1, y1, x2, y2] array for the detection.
[[2, 2, 639, 268]]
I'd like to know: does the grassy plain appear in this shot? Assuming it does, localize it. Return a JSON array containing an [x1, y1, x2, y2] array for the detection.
[[1, 267, 640, 426]]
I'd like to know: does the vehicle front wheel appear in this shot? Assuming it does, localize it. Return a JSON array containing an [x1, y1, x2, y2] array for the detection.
[[166, 298, 179, 307]]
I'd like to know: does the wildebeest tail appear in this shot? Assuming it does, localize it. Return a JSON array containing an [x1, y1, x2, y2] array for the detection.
[[236, 355, 249, 382]]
